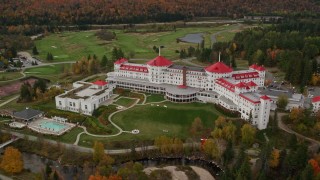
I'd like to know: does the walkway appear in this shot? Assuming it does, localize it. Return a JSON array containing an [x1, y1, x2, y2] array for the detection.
[[1, 129, 199, 155], [74, 98, 140, 145], [0, 95, 19, 107], [0, 138, 20, 149]]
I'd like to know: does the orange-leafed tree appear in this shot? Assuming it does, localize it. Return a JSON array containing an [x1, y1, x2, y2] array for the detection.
[[268, 149, 280, 168], [89, 172, 107, 180], [0, 146, 24, 174], [308, 159, 320, 176], [107, 175, 122, 180]]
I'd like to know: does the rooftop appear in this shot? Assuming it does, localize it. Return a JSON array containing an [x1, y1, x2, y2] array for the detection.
[[13, 108, 43, 120], [93, 80, 108, 86], [168, 64, 205, 72], [114, 58, 128, 64], [240, 93, 261, 104], [147, 56, 173, 67], [205, 62, 233, 73]]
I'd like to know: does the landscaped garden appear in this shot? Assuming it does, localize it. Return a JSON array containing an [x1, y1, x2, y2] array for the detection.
[[145, 94, 165, 103]]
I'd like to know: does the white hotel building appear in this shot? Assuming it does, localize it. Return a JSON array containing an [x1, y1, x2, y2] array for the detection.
[[107, 56, 272, 130], [55, 80, 114, 115]]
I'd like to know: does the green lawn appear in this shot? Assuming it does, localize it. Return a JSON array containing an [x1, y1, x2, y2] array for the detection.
[[114, 97, 136, 107], [145, 94, 165, 103], [33, 24, 246, 62], [0, 71, 24, 82], [78, 101, 221, 147], [112, 102, 219, 139], [48, 127, 83, 143]]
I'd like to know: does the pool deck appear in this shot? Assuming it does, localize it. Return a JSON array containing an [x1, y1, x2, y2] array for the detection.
[[28, 117, 75, 136]]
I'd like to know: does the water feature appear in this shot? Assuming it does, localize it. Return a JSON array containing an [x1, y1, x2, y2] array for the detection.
[[178, 33, 204, 44], [22, 153, 222, 179], [39, 121, 66, 132]]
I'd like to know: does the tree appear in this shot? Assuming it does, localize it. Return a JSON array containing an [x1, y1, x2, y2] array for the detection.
[[189, 117, 203, 137], [202, 139, 221, 160], [308, 159, 320, 176], [268, 149, 280, 168], [89, 172, 108, 180], [223, 141, 234, 165], [32, 46, 39, 55], [117, 162, 147, 180], [241, 124, 256, 145], [45, 163, 52, 177], [276, 94, 288, 110], [154, 135, 172, 154], [236, 156, 252, 180], [93, 141, 105, 164], [0, 146, 23, 174], [46, 52, 53, 61], [289, 107, 304, 124], [300, 164, 314, 180]]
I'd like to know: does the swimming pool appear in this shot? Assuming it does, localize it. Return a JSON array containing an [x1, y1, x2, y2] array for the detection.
[[39, 121, 66, 132]]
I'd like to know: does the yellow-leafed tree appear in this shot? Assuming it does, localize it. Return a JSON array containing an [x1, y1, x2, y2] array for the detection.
[[0, 146, 23, 174], [268, 149, 280, 168]]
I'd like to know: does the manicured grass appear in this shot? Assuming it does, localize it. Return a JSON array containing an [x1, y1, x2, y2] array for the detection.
[[216, 31, 237, 42], [78, 102, 221, 147], [114, 97, 136, 107], [145, 94, 165, 103], [49, 127, 83, 143], [0, 71, 24, 81], [24, 64, 69, 75], [34, 24, 247, 62], [112, 102, 219, 139]]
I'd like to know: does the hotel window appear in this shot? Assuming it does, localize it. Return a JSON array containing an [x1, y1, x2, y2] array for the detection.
[[59, 101, 62, 105], [69, 102, 72, 106], [85, 105, 87, 109]]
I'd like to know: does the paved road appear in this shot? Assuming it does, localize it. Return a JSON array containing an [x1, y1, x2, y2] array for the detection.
[[0, 174, 12, 180], [0, 129, 199, 155], [274, 112, 320, 152], [0, 95, 19, 107]]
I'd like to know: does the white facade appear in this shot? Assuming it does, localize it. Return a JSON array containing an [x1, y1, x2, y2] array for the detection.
[[55, 81, 115, 115], [107, 56, 272, 130]]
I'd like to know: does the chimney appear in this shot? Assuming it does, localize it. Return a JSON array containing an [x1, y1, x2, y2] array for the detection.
[[182, 66, 187, 86]]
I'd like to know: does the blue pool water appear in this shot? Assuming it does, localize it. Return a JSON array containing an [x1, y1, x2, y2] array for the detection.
[[39, 121, 66, 132]]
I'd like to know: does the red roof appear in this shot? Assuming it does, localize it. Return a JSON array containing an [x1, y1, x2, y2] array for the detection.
[[249, 64, 265, 71], [147, 56, 173, 67], [312, 96, 320, 103], [120, 65, 148, 73], [93, 80, 108, 86], [216, 78, 235, 92], [260, 95, 271, 100], [205, 62, 232, 73], [232, 72, 259, 80], [247, 81, 257, 86], [178, 85, 187, 89], [235, 82, 247, 88], [114, 58, 128, 65]]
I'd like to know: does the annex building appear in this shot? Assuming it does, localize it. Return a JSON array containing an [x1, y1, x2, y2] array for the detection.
[[55, 80, 114, 115], [107, 56, 272, 130]]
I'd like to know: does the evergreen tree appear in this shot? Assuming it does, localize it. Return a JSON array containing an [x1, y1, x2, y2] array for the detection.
[[32, 46, 39, 55], [222, 141, 234, 165], [300, 164, 313, 180], [236, 156, 252, 180], [100, 55, 108, 68]]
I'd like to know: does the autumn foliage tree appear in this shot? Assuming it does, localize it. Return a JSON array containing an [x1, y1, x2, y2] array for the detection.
[[189, 117, 204, 138], [308, 159, 320, 176], [0, 146, 23, 174], [241, 124, 256, 145], [93, 141, 105, 164], [269, 149, 280, 168]]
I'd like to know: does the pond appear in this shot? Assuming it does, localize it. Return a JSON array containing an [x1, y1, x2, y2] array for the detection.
[[178, 33, 204, 44], [22, 153, 222, 180]]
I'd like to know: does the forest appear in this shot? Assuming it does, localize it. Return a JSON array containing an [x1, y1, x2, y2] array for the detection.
[[0, 0, 319, 35], [197, 19, 320, 91]]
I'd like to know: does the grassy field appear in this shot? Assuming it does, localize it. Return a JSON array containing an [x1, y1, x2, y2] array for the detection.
[[0, 71, 24, 82], [114, 97, 136, 107], [24, 64, 71, 82], [111, 102, 219, 139], [145, 94, 165, 103], [78, 101, 221, 147], [33, 24, 243, 62]]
